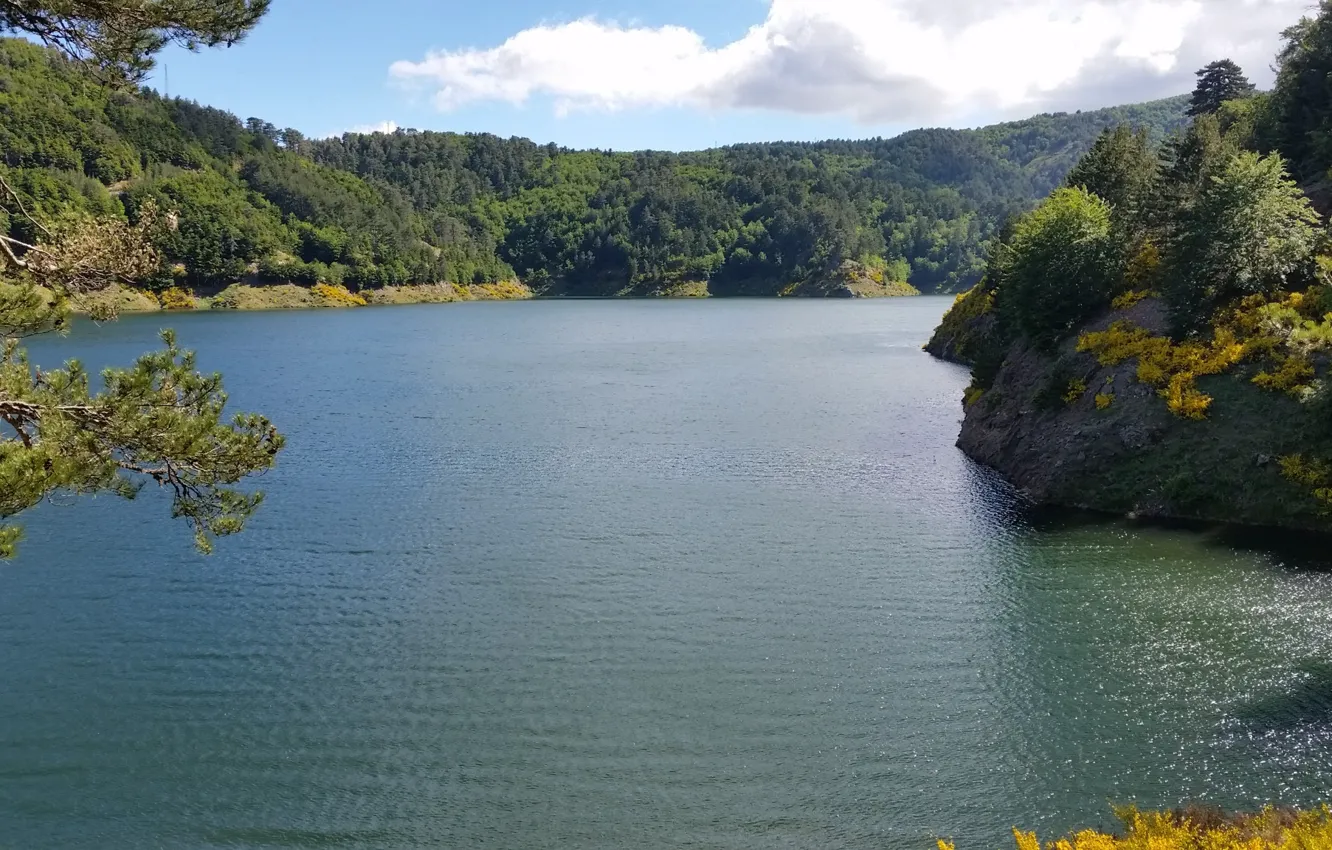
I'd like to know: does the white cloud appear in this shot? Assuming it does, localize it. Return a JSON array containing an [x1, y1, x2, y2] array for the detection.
[[389, 0, 1308, 124]]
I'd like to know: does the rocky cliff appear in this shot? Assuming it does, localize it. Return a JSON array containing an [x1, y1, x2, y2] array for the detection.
[[934, 292, 1332, 532]]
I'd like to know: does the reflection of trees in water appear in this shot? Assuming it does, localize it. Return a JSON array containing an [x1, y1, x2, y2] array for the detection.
[[1237, 662, 1332, 731], [957, 453, 1033, 538]]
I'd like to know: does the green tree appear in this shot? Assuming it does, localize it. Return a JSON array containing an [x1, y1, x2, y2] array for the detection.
[[1164, 151, 1320, 334], [1064, 125, 1158, 232], [1187, 60, 1256, 117], [279, 127, 306, 154], [998, 187, 1121, 350], [1269, 3, 1332, 176], [0, 0, 269, 83], [0, 0, 282, 558], [1150, 115, 1237, 235]]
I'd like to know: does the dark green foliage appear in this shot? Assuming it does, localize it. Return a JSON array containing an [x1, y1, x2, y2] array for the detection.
[[1064, 125, 1158, 233], [0, 330, 284, 558], [303, 98, 1187, 295], [1269, 2, 1332, 179], [0, 0, 269, 83], [0, 0, 282, 561], [1187, 60, 1256, 117], [126, 169, 285, 287], [998, 188, 1122, 350]]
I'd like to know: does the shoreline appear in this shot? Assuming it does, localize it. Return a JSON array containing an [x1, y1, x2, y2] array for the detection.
[[74, 280, 926, 314]]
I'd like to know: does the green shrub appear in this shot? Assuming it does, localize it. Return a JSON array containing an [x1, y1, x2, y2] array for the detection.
[[999, 187, 1122, 350]]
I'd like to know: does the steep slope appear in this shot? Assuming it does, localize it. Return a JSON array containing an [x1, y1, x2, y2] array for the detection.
[[952, 296, 1332, 531]]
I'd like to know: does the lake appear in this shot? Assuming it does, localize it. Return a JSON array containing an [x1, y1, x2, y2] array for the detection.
[[4, 297, 1332, 849]]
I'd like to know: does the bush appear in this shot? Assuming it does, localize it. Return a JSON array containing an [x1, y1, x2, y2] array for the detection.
[[999, 187, 1122, 350], [1078, 321, 1245, 419], [157, 286, 196, 311], [312, 283, 366, 306], [941, 805, 1332, 850]]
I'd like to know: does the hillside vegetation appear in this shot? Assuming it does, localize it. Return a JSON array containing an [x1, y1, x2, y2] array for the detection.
[[928, 1, 1332, 531], [0, 35, 1188, 302]]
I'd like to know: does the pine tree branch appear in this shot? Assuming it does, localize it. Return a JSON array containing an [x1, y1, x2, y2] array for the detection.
[[0, 173, 52, 239]]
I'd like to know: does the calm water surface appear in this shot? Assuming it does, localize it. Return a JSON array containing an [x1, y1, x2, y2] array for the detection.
[[4, 298, 1332, 849]]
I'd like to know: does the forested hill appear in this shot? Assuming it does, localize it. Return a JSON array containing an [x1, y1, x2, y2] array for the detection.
[[0, 36, 1188, 297]]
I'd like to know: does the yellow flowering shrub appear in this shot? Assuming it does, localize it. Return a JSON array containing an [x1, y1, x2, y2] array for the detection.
[[1064, 379, 1088, 404], [312, 283, 367, 306], [1077, 322, 1244, 419], [943, 806, 1332, 850], [1252, 355, 1316, 396], [1126, 241, 1161, 289], [466, 280, 532, 300], [1111, 290, 1153, 311], [1280, 454, 1332, 510], [964, 385, 986, 407], [1095, 393, 1114, 410], [1076, 288, 1332, 419], [157, 286, 196, 311]]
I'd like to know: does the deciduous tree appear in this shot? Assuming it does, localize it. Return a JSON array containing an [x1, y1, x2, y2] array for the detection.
[[998, 187, 1122, 350], [1164, 151, 1320, 335]]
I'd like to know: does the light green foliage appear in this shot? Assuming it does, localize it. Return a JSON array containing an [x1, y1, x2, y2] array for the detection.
[[1164, 151, 1320, 334], [930, 8, 1332, 535], [1215, 94, 1271, 151], [0, 0, 282, 560], [0, 34, 1192, 296], [0, 186, 284, 557], [999, 187, 1121, 349], [0, 332, 284, 556]]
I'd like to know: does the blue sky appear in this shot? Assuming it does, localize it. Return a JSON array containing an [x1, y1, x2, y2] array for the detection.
[[146, 0, 1305, 152]]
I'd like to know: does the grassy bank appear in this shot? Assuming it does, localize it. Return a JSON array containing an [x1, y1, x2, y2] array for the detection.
[[71, 281, 536, 313], [70, 273, 922, 314]]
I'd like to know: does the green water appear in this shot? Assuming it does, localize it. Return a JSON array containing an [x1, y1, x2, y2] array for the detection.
[[3, 298, 1332, 849]]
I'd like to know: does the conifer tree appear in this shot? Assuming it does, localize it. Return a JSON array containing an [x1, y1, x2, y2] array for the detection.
[[1187, 60, 1256, 117], [1064, 125, 1158, 234], [1270, 2, 1332, 177], [0, 0, 269, 83]]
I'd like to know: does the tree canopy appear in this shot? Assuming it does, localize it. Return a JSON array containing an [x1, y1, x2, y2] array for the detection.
[[1269, 1, 1332, 179], [998, 187, 1122, 349], [1164, 150, 1320, 332], [952, 33, 1332, 359], [1187, 59, 1256, 118]]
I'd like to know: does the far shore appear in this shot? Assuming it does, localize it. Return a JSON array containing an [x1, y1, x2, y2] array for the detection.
[[73, 279, 926, 314]]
